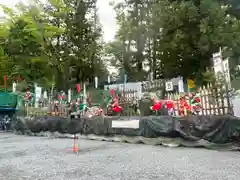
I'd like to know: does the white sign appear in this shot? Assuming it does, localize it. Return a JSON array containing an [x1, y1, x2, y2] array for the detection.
[[212, 52, 231, 88], [35, 86, 42, 108], [43, 91, 47, 99], [12, 82, 16, 92], [165, 81, 173, 91], [35, 87, 42, 98], [112, 120, 139, 129], [94, 76, 98, 88], [68, 89, 71, 102], [223, 58, 231, 87], [213, 52, 223, 74], [178, 78, 184, 93]]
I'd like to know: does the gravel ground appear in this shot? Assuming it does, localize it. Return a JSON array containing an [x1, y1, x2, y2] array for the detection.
[[0, 133, 240, 180]]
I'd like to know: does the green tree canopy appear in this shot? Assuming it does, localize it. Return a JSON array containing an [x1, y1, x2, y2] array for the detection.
[[0, 0, 107, 91], [107, 0, 240, 85]]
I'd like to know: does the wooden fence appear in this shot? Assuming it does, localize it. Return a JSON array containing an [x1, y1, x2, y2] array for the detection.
[[118, 84, 233, 116], [23, 81, 233, 117], [25, 104, 69, 117], [166, 86, 233, 116]]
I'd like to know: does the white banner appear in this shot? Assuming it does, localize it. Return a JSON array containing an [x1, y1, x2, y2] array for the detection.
[[213, 52, 223, 75], [68, 89, 71, 102], [94, 76, 98, 88], [35, 87, 42, 99], [178, 78, 184, 93]]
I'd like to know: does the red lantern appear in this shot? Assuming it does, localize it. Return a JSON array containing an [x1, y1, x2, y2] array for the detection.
[[76, 84, 81, 93]]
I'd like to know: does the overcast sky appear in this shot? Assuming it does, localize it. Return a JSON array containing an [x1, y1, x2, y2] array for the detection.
[[0, 0, 117, 42]]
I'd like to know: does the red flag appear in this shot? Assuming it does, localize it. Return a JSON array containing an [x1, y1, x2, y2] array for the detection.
[[76, 84, 81, 93], [3, 75, 6, 91]]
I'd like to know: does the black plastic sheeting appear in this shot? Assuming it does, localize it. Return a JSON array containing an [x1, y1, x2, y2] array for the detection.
[[175, 115, 240, 144], [13, 115, 240, 145], [0, 111, 15, 130]]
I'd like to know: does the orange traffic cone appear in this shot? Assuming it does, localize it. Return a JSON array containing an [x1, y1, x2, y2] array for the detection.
[[72, 134, 79, 153]]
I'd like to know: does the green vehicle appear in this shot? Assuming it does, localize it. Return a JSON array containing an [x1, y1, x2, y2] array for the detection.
[[0, 92, 18, 111], [0, 92, 19, 130]]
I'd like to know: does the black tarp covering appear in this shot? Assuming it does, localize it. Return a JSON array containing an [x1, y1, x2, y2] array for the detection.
[[175, 115, 240, 143], [13, 115, 240, 145], [0, 111, 16, 130]]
